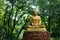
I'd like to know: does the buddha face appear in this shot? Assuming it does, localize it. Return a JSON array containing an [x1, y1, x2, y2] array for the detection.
[[33, 8, 38, 15]]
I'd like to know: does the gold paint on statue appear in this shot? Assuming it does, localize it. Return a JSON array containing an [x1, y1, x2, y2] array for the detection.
[[26, 8, 46, 31]]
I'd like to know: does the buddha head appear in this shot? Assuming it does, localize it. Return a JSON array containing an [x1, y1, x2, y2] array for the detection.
[[33, 8, 38, 15]]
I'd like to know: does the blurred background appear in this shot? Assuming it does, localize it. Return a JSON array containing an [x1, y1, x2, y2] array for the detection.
[[0, 0, 60, 40]]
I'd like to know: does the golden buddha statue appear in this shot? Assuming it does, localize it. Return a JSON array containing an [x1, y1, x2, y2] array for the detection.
[[26, 8, 46, 31]]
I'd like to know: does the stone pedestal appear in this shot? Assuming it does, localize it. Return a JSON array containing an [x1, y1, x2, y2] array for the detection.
[[23, 31, 50, 40]]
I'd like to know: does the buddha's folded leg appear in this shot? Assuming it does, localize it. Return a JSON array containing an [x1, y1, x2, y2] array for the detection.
[[39, 25, 45, 28], [27, 25, 34, 28]]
